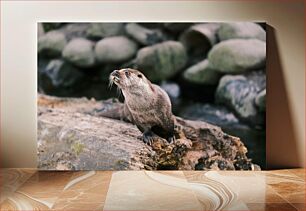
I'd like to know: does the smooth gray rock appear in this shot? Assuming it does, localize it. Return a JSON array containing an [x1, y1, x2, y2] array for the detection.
[[208, 39, 266, 73], [125, 23, 164, 45], [86, 23, 124, 39], [218, 22, 266, 41], [59, 23, 90, 40], [160, 81, 181, 99], [41, 59, 84, 88], [183, 59, 222, 85], [95, 36, 138, 63], [255, 89, 266, 111], [38, 30, 67, 57], [215, 71, 266, 125], [135, 41, 187, 81], [180, 103, 242, 128], [62, 38, 96, 68]]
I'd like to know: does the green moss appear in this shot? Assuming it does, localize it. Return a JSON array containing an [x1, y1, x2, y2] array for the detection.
[[72, 142, 85, 156]]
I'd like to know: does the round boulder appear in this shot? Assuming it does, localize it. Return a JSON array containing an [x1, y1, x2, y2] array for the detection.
[[40, 59, 84, 89], [218, 22, 266, 41], [125, 23, 164, 46], [86, 23, 124, 40], [95, 36, 138, 63], [215, 71, 266, 125], [135, 41, 187, 81], [38, 30, 67, 57], [183, 59, 221, 85], [62, 38, 96, 68], [208, 39, 266, 73], [255, 89, 266, 111]]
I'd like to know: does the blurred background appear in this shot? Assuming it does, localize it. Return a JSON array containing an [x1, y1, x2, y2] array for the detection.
[[37, 22, 266, 168]]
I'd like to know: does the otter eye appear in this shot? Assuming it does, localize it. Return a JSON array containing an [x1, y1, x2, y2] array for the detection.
[[125, 71, 130, 78], [137, 74, 142, 78]]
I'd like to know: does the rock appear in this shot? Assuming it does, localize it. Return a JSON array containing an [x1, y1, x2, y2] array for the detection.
[[125, 23, 164, 45], [179, 103, 266, 168], [208, 39, 266, 73], [62, 38, 96, 68], [86, 23, 124, 40], [38, 110, 154, 170], [42, 23, 63, 32], [39, 59, 84, 89], [163, 23, 193, 33], [37, 94, 258, 170], [95, 36, 138, 63], [180, 103, 243, 128], [135, 41, 187, 81], [183, 59, 222, 85], [215, 71, 266, 125], [38, 31, 67, 57], [218, 22, 266, 41], [59, 23, 90, 40], [37, 23, 44, 37], [160, 81, 181, 99], [180, 23, 220, 64], [255, 89, 266, 111]]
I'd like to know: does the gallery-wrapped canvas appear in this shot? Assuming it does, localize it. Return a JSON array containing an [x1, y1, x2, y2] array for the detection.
[[37, 22, 266, 170]]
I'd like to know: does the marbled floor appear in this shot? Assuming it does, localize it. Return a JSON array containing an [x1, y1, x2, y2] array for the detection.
[[0, 169, 304, 211]]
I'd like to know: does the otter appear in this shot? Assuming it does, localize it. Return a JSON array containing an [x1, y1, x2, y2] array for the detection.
[[109, 68, 176, 145]]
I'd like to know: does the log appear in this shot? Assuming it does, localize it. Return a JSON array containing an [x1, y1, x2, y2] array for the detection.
[[37, 94, 260, 170]]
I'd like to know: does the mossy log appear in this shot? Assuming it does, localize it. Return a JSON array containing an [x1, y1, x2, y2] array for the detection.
[[38, 94, 259, 170]]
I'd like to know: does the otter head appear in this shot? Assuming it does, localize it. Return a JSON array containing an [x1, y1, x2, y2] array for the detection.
[[110, 68, 154, 95]]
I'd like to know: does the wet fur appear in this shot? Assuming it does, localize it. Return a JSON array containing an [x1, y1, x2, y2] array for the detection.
[[110, 69, 175, 142]]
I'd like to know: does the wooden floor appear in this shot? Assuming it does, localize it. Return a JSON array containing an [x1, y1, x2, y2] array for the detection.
[[0, 169, 304, 210]]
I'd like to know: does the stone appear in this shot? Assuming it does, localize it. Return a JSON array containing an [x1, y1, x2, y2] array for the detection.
[[86, 23, 124, 40], [62, 38, 96, 68], [180, 103, 242, 128], [37, 94, 258, 170], [255, 89, 266, 111], [95, 36, 138, 63], [125, 23, 165, 46], [215, 71, 266, 125], [38, 30, 67, 57], [42, 23, 63, 32], [160, 81, 181, 99], [59, 23, 90, 40], [183, 59, 222, 85], [163, 23, 193, 33], [180, 23, 220, 63], [218, 22, 266, 41], [39, 59, 84, 88], [135, 41, 187, 81], [208, 39, 266, 73]]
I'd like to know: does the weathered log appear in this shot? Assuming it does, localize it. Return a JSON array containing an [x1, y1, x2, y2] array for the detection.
[[37, 94, 260, 170]]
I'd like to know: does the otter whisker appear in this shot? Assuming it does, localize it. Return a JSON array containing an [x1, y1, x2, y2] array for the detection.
[[108, 79, 114, 90]]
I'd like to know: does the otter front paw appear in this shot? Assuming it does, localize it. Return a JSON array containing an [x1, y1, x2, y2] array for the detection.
[[167, 136, 176, 144], [142, 131, 158, 146]]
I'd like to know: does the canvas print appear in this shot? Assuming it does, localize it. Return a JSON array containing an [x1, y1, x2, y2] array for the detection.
[[37, 22, 266, 170]]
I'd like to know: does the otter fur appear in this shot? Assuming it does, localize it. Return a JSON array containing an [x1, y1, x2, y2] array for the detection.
[[109, 68, 176, 145]]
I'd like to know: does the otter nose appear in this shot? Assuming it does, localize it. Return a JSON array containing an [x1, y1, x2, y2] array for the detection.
[[111, 70, 120, 78]]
